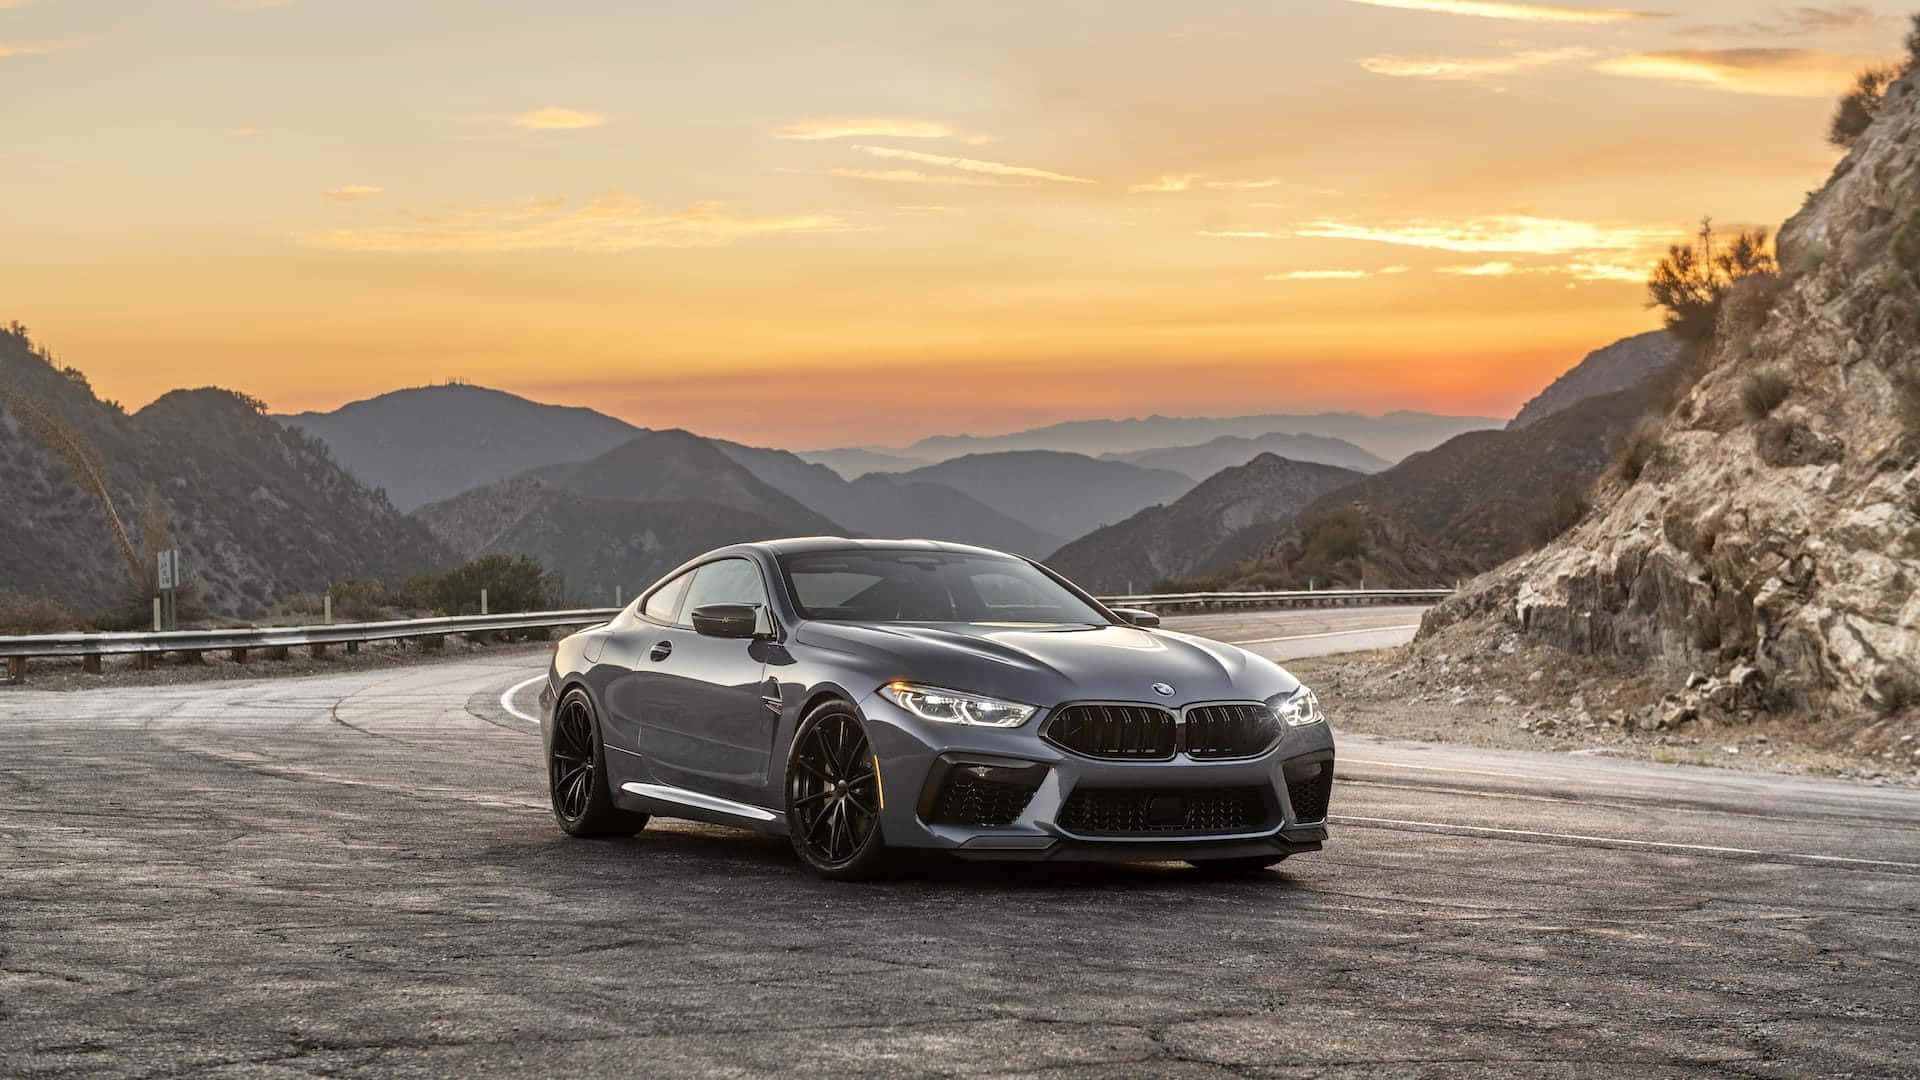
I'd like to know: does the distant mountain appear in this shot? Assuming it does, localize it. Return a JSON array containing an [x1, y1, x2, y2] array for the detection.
[[893, 451, 1195, 543], [903, 410, 1503, 464], [414, 431, 844, 600], [413, 477, 798, 604], [1102, 432, 1389, 480], [714, 441, 1063, 556], [1509, 330, 1679, 429], [1045, 454, 1363, 593], [796, 447, 929, 478], [2, 329, 453, 619], [1198, 380, 1661, 588], [280, 384, 641, 511]]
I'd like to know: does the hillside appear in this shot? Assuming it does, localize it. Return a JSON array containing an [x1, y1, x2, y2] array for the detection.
[[714, 441, 1062, 555], [281, 384, 640, 511], [1508, 330, 1679, 429], [1429, 67, 1920, 720], [526, 430, 842, 535], [1045, 454, 1363, 592], [902, 410, 1503, 464], [893, 451, 1195, 543], [1, 329, 454, 619], [1198, 379, 1661, 588], [1101, 432, 1389, 480], [795, 446, 928, 478]]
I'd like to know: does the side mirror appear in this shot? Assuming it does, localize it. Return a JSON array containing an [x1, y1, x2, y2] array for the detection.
[[690, 603, 763, 639], [1111, 607, 1161, 629]]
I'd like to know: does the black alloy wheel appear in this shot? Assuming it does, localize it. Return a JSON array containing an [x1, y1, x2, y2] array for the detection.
[[785, 702, 889, 879], [548, 688, 647, 838]]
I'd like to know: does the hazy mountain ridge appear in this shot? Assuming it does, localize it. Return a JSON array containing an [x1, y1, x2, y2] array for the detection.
[[1431, 69, 1920, 718], [892, 451, 1196, 543], [896, 409, 1504, 464], [1508, 330, 1679, 430], [2, 331, 453, 618], [1101, 432, 1389, 480], [281, 384, 642, 512], [1045, 454, 1364, 592]]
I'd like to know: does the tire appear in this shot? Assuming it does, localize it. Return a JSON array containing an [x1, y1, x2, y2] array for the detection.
[[549, 688, 647, 838], [1186, 854, 1289, 876], [785, 700, 891, 881]]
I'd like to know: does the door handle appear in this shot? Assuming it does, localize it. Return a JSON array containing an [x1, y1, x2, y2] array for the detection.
[[649, 640, 673, 662]]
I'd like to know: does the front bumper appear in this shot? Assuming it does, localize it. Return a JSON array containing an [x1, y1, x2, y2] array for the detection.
[[858, 691, 1335, 863]]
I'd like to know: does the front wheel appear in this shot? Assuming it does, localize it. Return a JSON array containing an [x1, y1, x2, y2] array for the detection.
[[785, 701, 890, 880], [549, 688, 647, 838]]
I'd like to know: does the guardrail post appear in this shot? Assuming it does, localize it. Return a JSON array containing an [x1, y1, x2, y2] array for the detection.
[[135, 653, 153, 671], [230, 647, 248, 664], [266, 645, 288, 661], [310, 643, 327, 659], [181, 650, 203, 665], [480, 589, 489, 616], [420, 634, 445, 651], [346, 640, 360, 656], [6, 657, 24, 681], [323, 595, 333, 625], [83, 653, 101, 675], [152, 597, 162, 632]]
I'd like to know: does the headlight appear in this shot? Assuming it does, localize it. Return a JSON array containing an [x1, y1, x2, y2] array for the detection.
[[879, 682, 1037, 728], [1271, 685, 1325, 727]]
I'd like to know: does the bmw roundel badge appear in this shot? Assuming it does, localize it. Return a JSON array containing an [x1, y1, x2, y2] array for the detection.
[[1151, 682, 1175, 697]]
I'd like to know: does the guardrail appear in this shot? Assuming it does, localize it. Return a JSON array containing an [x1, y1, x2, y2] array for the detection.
[[0, 589, 1452, 680]]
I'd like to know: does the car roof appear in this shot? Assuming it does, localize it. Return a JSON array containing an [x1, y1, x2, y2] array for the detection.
[[747, 536, 1019, 559]]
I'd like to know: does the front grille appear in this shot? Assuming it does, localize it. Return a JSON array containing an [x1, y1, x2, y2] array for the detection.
[[926, 772, 1039, 828], [1044, 704, 1177, 761], [1286, 761, 1333, 823], [1184, 703, 1280, 759], [1056, 786, 1271, 836]]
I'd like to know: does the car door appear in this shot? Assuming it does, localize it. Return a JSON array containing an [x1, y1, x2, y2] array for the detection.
[[598, 569, 694, 755], [632, 558, 776, 804]]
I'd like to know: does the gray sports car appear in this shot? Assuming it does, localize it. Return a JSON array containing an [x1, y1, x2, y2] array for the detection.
[[540, 538, 1333, 879]]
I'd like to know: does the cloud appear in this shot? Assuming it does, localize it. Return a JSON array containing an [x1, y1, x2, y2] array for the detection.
[[1132, 174, 1288, 192], [1294, 214, 1671, 254], [228, 126, 265, 137], [1203, 178, 1285, 191], [775, 117, 986, 143], [1595, 48, 1877, 97], [852, 145, 1094, 184], [1679, 5, 1879, 38], [1342, 0, 1664, 23], [0, 38, 84, 57], [1438, 260, 1530, 275], [1360, 46, 1591, 81], [1198, 229, 1282, 238], [1131, 175, 1198, 193], [509, 107, 608, 131], [322, 185, 384, 202], [1265, 270, 1374, 280], [292, 194, 845, 253], [826, 167, 1015, 188]]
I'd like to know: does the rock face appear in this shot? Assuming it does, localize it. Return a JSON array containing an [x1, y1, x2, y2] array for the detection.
[[1508, 330, 1680, 429], [1430, 71, 1920, 716]]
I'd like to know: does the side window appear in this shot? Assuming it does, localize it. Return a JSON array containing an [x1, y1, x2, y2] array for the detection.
[[641, 571, 693, 623], [679, 558, 769, 622]]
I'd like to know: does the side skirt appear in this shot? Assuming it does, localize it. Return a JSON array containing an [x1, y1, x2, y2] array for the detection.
[[617, 781, 789, 837]]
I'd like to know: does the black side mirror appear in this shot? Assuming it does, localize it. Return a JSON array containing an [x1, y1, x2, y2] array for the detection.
[[1111, 607, 1161, 629], [690, 603, 763, 639]]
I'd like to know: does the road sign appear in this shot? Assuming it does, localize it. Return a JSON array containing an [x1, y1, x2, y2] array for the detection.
[[156, 548, 180, 591]]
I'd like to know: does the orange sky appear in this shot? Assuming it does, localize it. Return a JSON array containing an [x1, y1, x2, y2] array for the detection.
[[2, 0, 1903, 447]]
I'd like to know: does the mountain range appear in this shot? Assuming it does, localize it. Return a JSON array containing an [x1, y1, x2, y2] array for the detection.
[[1100, 432, 1389, 480]]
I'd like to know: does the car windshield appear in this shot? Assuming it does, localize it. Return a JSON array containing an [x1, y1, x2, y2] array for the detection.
[[777, 550, 1110, 625]]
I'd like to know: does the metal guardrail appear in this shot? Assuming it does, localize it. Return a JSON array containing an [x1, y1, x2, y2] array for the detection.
[[0, 589, 1452, 678]]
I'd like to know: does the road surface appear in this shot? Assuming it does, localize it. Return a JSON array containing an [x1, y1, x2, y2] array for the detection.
[[2, 609, 1916, 1077]]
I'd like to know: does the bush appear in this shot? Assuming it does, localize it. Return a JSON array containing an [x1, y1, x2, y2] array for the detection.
[[1614, 424, 1662, 484], [0, 593, 79, 635], [328, 579, 402, 622], [1740, 368, 1793, 420], [1300, 508, 1368, 567], [1527, 485, 1589, 547], [1718, 272, 1786, 358], [1830, 66, 1900, 149], [1908, 13, 1920, 67], [1648, 219, 1777, 345], [410, 555, 555, 616]]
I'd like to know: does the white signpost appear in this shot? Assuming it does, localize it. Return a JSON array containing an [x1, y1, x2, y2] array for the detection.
[[156, 548, 181, 630]]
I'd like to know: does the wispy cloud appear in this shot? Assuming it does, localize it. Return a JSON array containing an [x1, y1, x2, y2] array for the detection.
[[1131, 175, 1198, 193], [1360, 46, 1591, 82], [1595, 48, 1876, 97], [775, 117, 986, 143], [1132, 174, 1287, 193], [292, 194, 845, 253], [1265, 269, 1374, 280], [228, 126, 265, 137], [1679, 5, 1879, 38], [1438, 260, 1529, 275], [852, 145, 1094, 184], [1295, 214, 1670, 254], [1199, 229, 1282, 239], [1342, 0, 1664, 23], [0, 38, 84, 58], [826, 167, 1016, 188], [322, 185, 384, 202], [509, 107, 608, 130]]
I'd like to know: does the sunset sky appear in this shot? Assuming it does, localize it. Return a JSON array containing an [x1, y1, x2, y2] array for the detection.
[[4, 0, 1906, 447]]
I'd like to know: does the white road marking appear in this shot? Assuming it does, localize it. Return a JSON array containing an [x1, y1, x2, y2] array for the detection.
[[1227, 623, 1421, 646], [1342, 757, 1568, 785], [1335, 814, 1920, 871], [499, 675, 544, 725]]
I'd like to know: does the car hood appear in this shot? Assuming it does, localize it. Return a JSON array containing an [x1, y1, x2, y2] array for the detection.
[[792, 620, 1299, 709]]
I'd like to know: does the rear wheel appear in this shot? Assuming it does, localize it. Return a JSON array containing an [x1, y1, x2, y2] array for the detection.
[[1187, 854, 1288, 875], [785, 701, 890, 880], [549, 688, 647, 838]]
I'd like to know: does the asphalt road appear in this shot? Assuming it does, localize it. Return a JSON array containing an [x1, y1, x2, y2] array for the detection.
[[3, 611, 1918, 1077]]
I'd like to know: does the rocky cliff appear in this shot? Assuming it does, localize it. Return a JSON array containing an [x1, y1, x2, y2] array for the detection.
[[1430, 70, 1920, 718], [1508, 330, 1679, 429]]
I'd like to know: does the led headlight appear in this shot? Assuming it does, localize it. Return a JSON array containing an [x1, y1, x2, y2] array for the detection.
[[1271, 685, 1325, 727], [879, 682, 1037, 728]]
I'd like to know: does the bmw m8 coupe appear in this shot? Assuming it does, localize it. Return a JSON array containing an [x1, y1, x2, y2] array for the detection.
[[540, 538, 1333, 879]]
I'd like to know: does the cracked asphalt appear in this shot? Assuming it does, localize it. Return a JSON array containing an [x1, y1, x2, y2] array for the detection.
[[3, 615, 1919, 1077]]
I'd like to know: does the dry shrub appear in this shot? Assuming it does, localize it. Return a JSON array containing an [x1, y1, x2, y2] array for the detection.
[[1740, 368, 1793, 421], [0, 593, 78, 635], [1614, 424, 1662, 484]]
